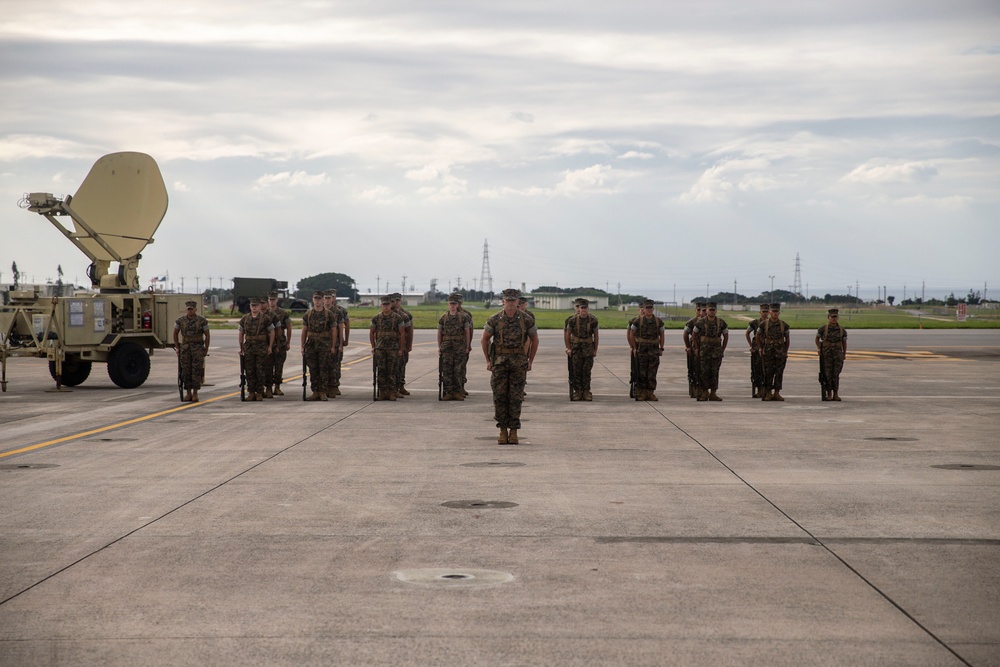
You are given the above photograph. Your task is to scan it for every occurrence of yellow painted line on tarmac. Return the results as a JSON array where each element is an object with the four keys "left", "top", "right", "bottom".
[
  {"left": 2, "top": 355, "right": 381, "bottom": 459},
  {"left": 786, "top": 350, "right": 964, "bottom": 362}
]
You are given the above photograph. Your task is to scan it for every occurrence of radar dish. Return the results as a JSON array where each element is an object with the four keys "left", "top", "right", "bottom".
[{"left": 69, "top": 152, "right": 168, "bottom": 261}]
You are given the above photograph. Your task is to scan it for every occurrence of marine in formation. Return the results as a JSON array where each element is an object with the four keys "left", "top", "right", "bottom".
[
  {"left": 816, "top": 308, "right": 847, "bottom": 401},
  {"left": 693, "top": 302, "right": 728, "bottom": 401},
  {"left": 438, "top": 293, "right": 473, "bottom": 400},
  {"left": 745, "top": 302, "right": 770, "bottom": 398},
  {"left": 267, "top": 290, "right": 292, "bottom": 396},
  {"left": 371, "top": 295, "right": 406, "bottom": 400},
  {"left": 482, "top": 288, "right": 539, "bottom": 444},
  {"left": 239, "top": 297, "right": 275, "bottom": 401},
  {"left": 301, "top": 290, "right": 339, "bottom": 401},
  {"left": 173, "top": 300, "right": 210, "bottom": 402},
  {"left": 758, "top": 303, "right": 790, "bottom": 401},
  {"left": 628, "top": 299, "right": 664, "bottom": 401},
  {"left": 565, "top": 297, "right": 599, "bottom": 401},
  {"left": 683, "top": 302, "right": 706, "bottom": 398}
]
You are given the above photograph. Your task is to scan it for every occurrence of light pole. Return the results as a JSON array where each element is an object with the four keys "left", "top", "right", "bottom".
[{"left": 769, "top": 275, "right": 775, "bottom": 303}]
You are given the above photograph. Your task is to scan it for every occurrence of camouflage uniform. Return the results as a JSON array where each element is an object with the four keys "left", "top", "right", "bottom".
[
  {"left": 630, "top": 306, "right": 664, "bottom": 399},
  {"left": 371, "top": 307, "right": 405, "bottom": 400},
  {"left": 302, "top": 306, "right": 338, "bottom": 399},
  {"left": 683, "top": 304, "right": 706, "bottom": 398},
  {"left": 239, "top": 310, "right": 274, "bottom": 399},
  {"left": 458, "top": 303, "right": 474, "bottom": 394},
  {"left": 393, "top": 296, "right": 414, "bottom": 396},
  {"left": 438, "top": 298, "right": 471, "bottom": 399},
  {"left": 694, "top": 314, "right": 728, "bottom": 400},
  {"left": 565, "top": 303, "right": 599, "bottom": 400},
  {"left": 174, "top": 311, "right": 209, "bottom": 392},
  {"left": 484, "top": 304, "right": 537, "bottom": 433},
  {"left": 759, "top": 311, "right": 790, "bottom": 400},
  {"left": 259, "top": 300, "right": 276, "bottom": 398},
  {"left": 269, "top": 302, "right": 291, "bottom": 394},
  {"left": 332, "top": 301, "right": 350, "bottom": 394},
  {"left": 817, "top": 315, "right": 847, "bottom": 398},
  {"left": 745, "top": 305, "right": 769, "bottom": 398}
]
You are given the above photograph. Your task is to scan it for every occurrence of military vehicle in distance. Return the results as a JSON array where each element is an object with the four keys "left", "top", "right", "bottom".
[{"left": 0, "top": 152, "right": 199, "bottom": 392}]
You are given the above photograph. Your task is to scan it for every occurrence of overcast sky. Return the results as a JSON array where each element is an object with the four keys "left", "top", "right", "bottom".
[{"left": 1, "top": 0, "right": 998, "bottom": 303}]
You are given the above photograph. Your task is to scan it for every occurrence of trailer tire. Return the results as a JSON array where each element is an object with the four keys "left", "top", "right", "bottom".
[
  {"left": 107, "top": 342, "right": 150, "bottom": 388},
  {"left": 48, "top": 357, "right": 93, "bottom": 387}
]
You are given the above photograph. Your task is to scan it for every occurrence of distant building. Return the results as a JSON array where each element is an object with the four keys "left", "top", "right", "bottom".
[{"left": 530, "top": 293, "right": 610, "bottom": 310}]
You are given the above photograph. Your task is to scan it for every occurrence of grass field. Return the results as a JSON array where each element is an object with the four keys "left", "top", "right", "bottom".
[{"left": 209, "top": 305, "right": 1000, "bottom": 330}]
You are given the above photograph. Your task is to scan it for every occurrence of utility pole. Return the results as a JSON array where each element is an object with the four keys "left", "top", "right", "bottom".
[
  {"left": 733, "top": 279, "right": 737, "bottom": 308},
  {"left": 479, "top": 239, "right": 493, "bottom": 301},
  {"left": 922, "top": 280, "right": 925, "bottom": 303},
  {"left": 402, "top": 275, "right": 406, "bottom": 294},
  {"left": 856, "top": 280, "right": 860, "bottom": 304},
  {"left": 180, "top": 276, "right": 185, "bottom": 292},
  {"left": 792, "top": 252, "right": 802, "bottom": 297},
  {"left": 195, "top": 276, "right": 200, "bottom": 293},
  {"left": 769, "top": 275, "right": 775, "bottom": 303},
  {"left": 376, "top": 274, "right": 380, "bottom": 295},
  {"left": 617, "top": 282, "right": 621, "bottom": 307}
]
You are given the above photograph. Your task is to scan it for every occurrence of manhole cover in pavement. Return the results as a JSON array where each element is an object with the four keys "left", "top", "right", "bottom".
[
  {"left": 394, "top": 568, "right": 514, "bottom": 588},
  {"left": 461, "top": 461, "right": 526, "bottom": 468},
  {"left": 0, "top": 463, "right": 59, "bottom": 470},
  {"left": 932, "top": 464, "right": 1000, "bottom": 471},
  {"left": 864, "top": 437, "right": 918, "bottom": 442},
  {"left": 441, "top": 500, "right": 519, "bottom": 509},
  {"left": 84, "top": 438, "right": 138, "bottom": 442}
]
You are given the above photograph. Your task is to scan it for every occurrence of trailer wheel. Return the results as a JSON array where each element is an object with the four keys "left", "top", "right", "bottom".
[
  {"left": 107, "top": 342, "right": 150, "bottom": 388},
  {"left": 48, "top": 356, "right": 93, "bottom": 387}
]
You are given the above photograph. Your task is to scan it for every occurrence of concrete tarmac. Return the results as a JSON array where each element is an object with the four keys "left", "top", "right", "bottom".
[{"left": 1, "top": 328, "right": 998, "bottom": 666}]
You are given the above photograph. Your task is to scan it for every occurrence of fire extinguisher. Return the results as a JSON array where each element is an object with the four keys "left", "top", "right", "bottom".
[{"left": 142, "top": 311, "right": 152, "bottom": 330}]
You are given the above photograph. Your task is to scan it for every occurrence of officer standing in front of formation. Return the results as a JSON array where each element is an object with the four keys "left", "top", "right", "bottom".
[
  {"left": 329, "top": 289, "right": 350, "bottom": 396},
  {"left": 565, "top": 297, "right": 599, "bottom": 401},
  {"left": 301, "top": 290, "right": 338, "bottom": 401},
  {"left": 759, "top": 302, "right": 791, "bottom": 401},
  {"left": 683, "top": 302, "right": 706, "bottom": 398},
  {"left": 267, "top": 290, "right": 292, "bottom": 396},
  {"left": 371, "top": 295, "right": 406, "bottom": 400},
  {"left": 693, "top": 302, "right": 728, "bottom": 401},
  {"left": 629, "top": 299, "right": 664, "bottom": 401},
  {"left": 173, "top": 300, "right": 210, "bottom": 402},
  {"left": 745, "top": 303, "right": 770, "bottom": 398},
  {"left": 438, "top": 293, "right": 472, "bottom": 400},
  {"left": 482, "top": 288, "right": 539, "bottom": 445},
  {"left": 816, "top": 308, "right": 847, "bottom": 401},
  {"left": 239, "top": 297, "right": 275, "bottom": 401},
  {"left": 392, "top": 293, "right": 414, "bottom": 397}
]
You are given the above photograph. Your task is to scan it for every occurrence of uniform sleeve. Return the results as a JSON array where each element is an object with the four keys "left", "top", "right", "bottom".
[
  {"left": 174, "top": 318, "right": 182, "bottom": 331},
  {"left": 483, "top": 318, "right": 496, "bottom": 336},
  {"left": 526, "top": 320, "right": 538, "bottom": 337},
  {"left": 201, "top": 317, "right": 210, "bottom": 332},
  {"left": 719, "top": 320, "right": 728, "bottom": 334}
]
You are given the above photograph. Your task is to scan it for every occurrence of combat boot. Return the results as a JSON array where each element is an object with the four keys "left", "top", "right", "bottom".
[
  {"left": 508, "top": 429, "right": 519, "bottom": 444},
  {"left": 773, "top": 391, "right": 785, "bottom": 401},
  {"left": 822, "top": 389, "right": 829, "bottom": 401},
  {"left": 398, "top": 387, "right": 410, "bottom": 396},
  {"left": 263, "top": 387, "right": 273, "bottom": 399},
  {"left": 452, "top": 393, "right": 464, "bottom": 401},
  {"left": 571, "top": 391, "right": 581, "bottom": 401},
  {"left": 388, "top": 391, "right": 397, "bottom": 401},
  {"left": 184, "top": 389, "right": 192, "bottom": 402},
  {"left": 331, "top": 386, "right": 341, "bottom": 396},
  {"left": 752, "top": 387, "right": 760, "bottom": 399},
  {"left": 583, "top": 390, "right": 593, "bottom": 401},
  {"left": 460, "top": 388, "right": 469, "bottom": 396},
  {"left": 709, "top": 390, "right": 722, "bottom": 401},
  {"left": 832, "top": 391, "right": 841, "bottom": 401},
  {"left": 192, "top": 389, "right": 199, "bottom": 403},
  {"left": 273, "top": 384, "right": 284, "bottom": 396},
  {"left": 498, "top": 427, "right": 509, "bottom": 445},
  {"left": 647, "top": 391, "right": 658, "bottom": 401},
  {"left": 762, "top": 390, "right": 772, "bottom": 401},
  {"left": 306, "top": 391, "right": 322, "bottom": 401},
  {"left": 697, "top": 389, "right": 708, "bottom": 401},
  {"left": 319, "top": 392, "right": 328, "bottom": 401}
]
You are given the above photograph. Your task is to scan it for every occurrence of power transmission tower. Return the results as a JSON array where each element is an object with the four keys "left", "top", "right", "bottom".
[
  {"left": 480, "top": 239, "right": 494, "bottom": 302},
  {"left": 792, "top": 253, "right": 803, "bottom": 297}
]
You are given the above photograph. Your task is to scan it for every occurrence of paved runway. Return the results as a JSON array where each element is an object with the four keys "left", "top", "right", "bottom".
[{"left": 1, "top": 329, "right": 998, "bottom": 666}]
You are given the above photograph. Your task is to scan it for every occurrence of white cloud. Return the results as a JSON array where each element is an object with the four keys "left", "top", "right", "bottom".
[
  {"left": 619, "top": 151, "right": 654, "bottom": 160},
  {"left": 172, "top": 181, "right": 190, "bottom": 192},
  {"left": 678, "top": 156, "right": 776, "bottom": 204},
  {"left": 358, "top": 185, "right": 394, "bottom": 202},
  {"left": 840, "top": 160, "right": 939, "bottom": 185},
  {"left": 253, "top": 171, "right": 328, "bottom": 189},
  {"left": 510, "top": 111, "right": 534, "bottom": 123}
]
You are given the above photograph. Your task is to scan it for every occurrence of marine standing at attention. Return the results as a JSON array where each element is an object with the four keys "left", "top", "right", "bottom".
[
  {"left": 456, "top": 293, "right": 474, "bottom": 396},
  {"left": 565, "top": 297, "right": 599, "bottom": 401},
  {"left": 629, "top": 299, "right": 665, "bottom": 401},
  {"left": 329, "top": 289, "right": 350, "bottom": 396},
  {"left": 301, "top": 290, "right": 338, "bottom": 401},
  {"left": 371, "top": 295, "right": 406, "bottom": 400},
  {"left": 258, "top": 296, "right": 275, "bottom": 398},
  {"left": 745, "top": 303, "right": 770, "bottom": 398},
  {"left": 816, "top": 308, "right": 847, "bottom": 401},
  {"left": 239, "top": 297, "right": 275, "bottom": 401},
  {"left": 482, "top": 288, "right": 539, "bottom": 445},
  {"left": 693, "top": 301, "right": 728, "bottom": 401},
  {"left": 759, "top": 303, "right": 791, "bottom": 401},
  {"left": 438, "top": 293, "right": 473, "bottom": 400},
  {"left": 267, "top": 290, "right": 292, "bottom": 396},
  {"left": 683, "top": 302, "right": 707, "bottom": 398},
  {"left": 392, "top": 293, "right": 414, "bottom": 397},
  {"left": 173, "top": 300, "right": 210, "bottom": 402}
]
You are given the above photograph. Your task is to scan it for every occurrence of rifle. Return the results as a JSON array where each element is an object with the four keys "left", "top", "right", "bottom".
[
  {"left": 567, "top": 349, "right": 574, "bottom": 400},
  {"left": 302, "top": 353, "right": 308, "bottom": 401},
  {"left": 818, "top": 347, "right": 830, "bottom": 400},
  {"left": 686, "top": 347, "right": 698, "bottom": 397},
  {"left": 629, "top": 349, "right": 637, "bottom": 399},
  {"left": 239, "top": 353, "right": 246, "bottom": 402},
  {"left": 372, "top": 352, "right": 378, "bottom": 401},
  {"left": 177, "top": 346, "right": 184, "bottom": 401},
  {"left": 438, "top": 352, "right": 444, "bottom": 401}
]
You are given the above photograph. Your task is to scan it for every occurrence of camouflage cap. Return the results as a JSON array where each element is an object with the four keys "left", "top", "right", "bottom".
[
  {"left": 695, "top": 301, "right": 707, "bottom": 308},
  {"left": 391, "top": 292, "right": 402, "bottom": 300},
  {"left": 312, "top": 290, "right": 325, "bottom": 298},
  {"left": 641, "top": 299, "right": 654, "bottom": 307},
  {"left": 574, "top": 298, "right": 590, "bottom": 307},
  {"left": 325, "top": 289, "right": 336, "bottom": 297},
  {"left": 828, "top": 308, "right": 839, "bottom": 315},
  {"left": 760, "top": 303, "right": 770, "bottom": 310},
  {"left": 518, "top": 296, "right": 528, "bottom": 304},
  {"left": 448, "top": 293, "right": 463, "bottom": 303},
  {"left": 707, "top": 302, "right": 718, "bottom": 309},
  {"left": 770, "top": 302, "right": 781, "bottom": 311},
  {"left": 184, "top": 300, "right": 197, "bottom": 309},
  {"left": 381, "top": 295, "right": 393, "bottom": 304},
  {"left": 501, "top": 288, "right": 521, "bottom": 301},
  {"left": 267, "top": 290, "right": 278, "bottom": 298},
  {"left": 249, "top": 297, "right": 261, "bottom": 305}
]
